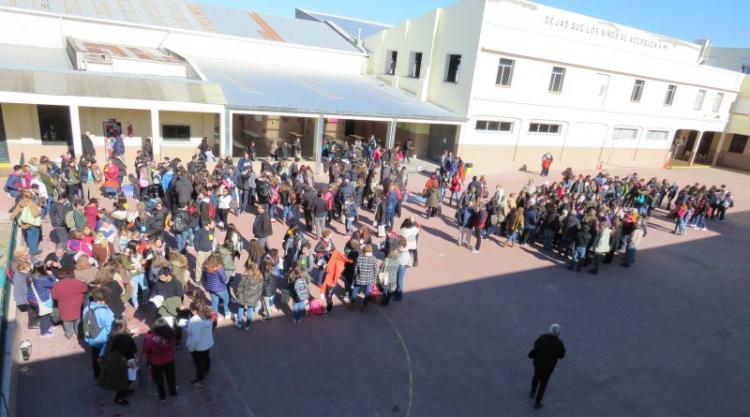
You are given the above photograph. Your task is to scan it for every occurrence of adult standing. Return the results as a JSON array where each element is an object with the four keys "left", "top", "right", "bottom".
[
  {"left": 9, "top": 191, "right": 43, "bottom": 255},
  {"left": 194, "top": 221, "right": 216, "bottom": 284},
  {"left": 253, "top": 204, "right": 273, "bottom": 250},
  {"left": 141, "top": 318, "right": 178, "bottom": 401},
  {"left": 82, "top": 131, "right": 96, "bottom": 161},
  {"left": 186, "top": 301, "right": 214, "bottom": 387},
  {"left": 528, "top": 324, "right": 566, "bottom": 409},
  {"left": 541, "top": 153, "right": 553, "bottom": 177},
  {"left": 50, "top": 266, "right": 89, "bottom": 339}
]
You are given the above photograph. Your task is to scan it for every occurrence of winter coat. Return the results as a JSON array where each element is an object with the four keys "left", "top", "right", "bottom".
[
  {"left": 50, "top": 278, "right": 88, "bottom": 321},
  {"left": 185, "top": 316, "right": 214, "bottom": 352},
  {"left": 426, "top": 187, "right": 440, "bottom": 208},
  {"left": 142, "top": 332, "right": 175, "bottom": 366},
  {"left": 592, "top": 227, "right": 612, "bottom": 254},
  {"left": 235, "top": 276, "right": 262, "bottom": 307},
  {"left": 321, "top": 250, "right": 352, "bottom": 294},
  {"left": 175, "top": 176, "right": 193, "bottom": 206},
  {"left": 400, "top": 226, "right": 420, "bottom": 250},
  {"left": 203, "top": 267, "right": 228, "bottom": 293}
]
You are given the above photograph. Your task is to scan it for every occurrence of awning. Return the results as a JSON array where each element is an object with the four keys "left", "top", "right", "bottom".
[
  {"left": 0, "top": 68, "right": 226, "bottom": 105},
  {"left": 192, "top": 58, "right": 465, "bottom": 123}
]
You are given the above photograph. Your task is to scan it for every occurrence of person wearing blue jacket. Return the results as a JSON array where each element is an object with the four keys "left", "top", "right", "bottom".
[
  {"left": 522, "top": 205, "right": 541, "bottom": 245},
  {"left": 83, "top": 287, "right": 115, "bottom": 379},
  {"left": 4, "top": 165, "right": 24, "bottom": 199},
  {"left": 202, "top": 253, "right": 231, "bottom": 320}
]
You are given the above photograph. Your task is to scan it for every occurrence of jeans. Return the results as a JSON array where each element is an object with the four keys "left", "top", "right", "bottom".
[
  {"left": 569, "top": 246, "right": 586, "bottom": 271},
  {"left": 191, "top": 350, "right": 211, "bottom": 381},
  {"left": 262, "top": 295, "right": 275, "bottom": 317},
  {"left": 345, "top": 216, "right": 355, "bottom": 234},
  {"left": 543, "top": 229, "right": 555, "bottom": 251},
  {"left": 175, "top": 230, "right": 192, "bottom": 252},
  {"left": 395, "top": 266, "right": 407, "bottom": 300},
  {"left": 237, "top": 305, "right": 255, "bottom": 327},
  {"left": 240, "top": 189, "right": 255, "bottom": 213},
  {"left": 210, "top": 288, "right": 230, "bottom": 316},
  {"left": 506, "top": 231, "right": 519, "bottom": 245},
  {"left": 474, "top": 228, "right": 483, "bottom": 250},
  {"left": 23, "top": 226, "right": 41, "bottom": 255},
  {"left": 674, "top": 218, "right": 686, "bottom": 235},
  {"left": 313, "top": 216, "right": 326, "bottom": 238},
  {"left": 282, "top": 205, "right": 291, "bottom": 223},
  {"left": 350, "top": 284, "right": 372, "bottom": 306},
  {"left": 623, "top": 247, "right": 636, "bottom": 267},
  {"left": 130, "top": 273, "right": 147, "bottom": 308},
  {"left": 151, "top": 361, "right": 177, "bottom": 400},
  {"left": 293, "top": 301, "right": 306, "bottom": 321},
  {"left": 63, "top": 319, "right": 80, "bottom": 339},
  {"left": 386, "top": 210, "right": 395, "bottom": 228}
]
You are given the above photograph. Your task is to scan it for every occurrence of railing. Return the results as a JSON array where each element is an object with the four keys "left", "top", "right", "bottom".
[{"left": 0, "top": 222, "right": 18, "bottom": 417}]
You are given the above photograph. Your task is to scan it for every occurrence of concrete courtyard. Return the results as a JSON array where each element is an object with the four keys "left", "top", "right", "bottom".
[{"left": 6, "top": 163, "right": 750, "bottom": 417}]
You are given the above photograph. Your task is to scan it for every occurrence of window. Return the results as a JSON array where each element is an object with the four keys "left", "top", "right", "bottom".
[
  {"left": 612, "top": 127, "right": 639, "bottom": 140},
  {"left": 496, "top": 58, "right": 515, "bottom": 87},
  {"left": 385, "top": 50, "right": 398, "bottom": 75},
  {"left": 445, "top": 54, "right": 462, "bottom": 83},
  {"left": 694, "top": 90, "right": 706, "bottom": 110},
  {"left": 475, "top": 120, "right": 513, "bottom": 132},
  {"left": 548, "top": 67, "right": 566, "bottom": 93},
  {"left": 630, "top": 79, "right": 645, "bottom": 102},
  {"left": 37, "top": 105, "right": 72, "bottom": 144},
  {"left": 408, "top": 52, "right": 423, "bottom": 78},
  {"left": 162, "top": 125, "right": 190, "bottom": 140},
  {"left": 528, "top": 123, "right": 562, "bottom": 134},
  {"left": 728, "top": 134, "right": 748, "bottom": 153},
  {"left": 646, "top": 130, "right": 669, "bottom": 141},
  {"left": 664, "top": 85, "right": 677, "bottom": 106},
  {"left": 712, "top": 92, "right": 725, "bottom": 112}
]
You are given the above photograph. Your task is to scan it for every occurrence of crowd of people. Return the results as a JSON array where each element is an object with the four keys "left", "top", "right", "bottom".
[
  {"left": 2, "top": 133, "right": 737, "bottom": 408},
  {"left": 4, "top": 134, "right": 424, "bottom": 405}
]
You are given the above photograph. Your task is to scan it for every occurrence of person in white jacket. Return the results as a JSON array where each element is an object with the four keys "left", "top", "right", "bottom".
[
  {"left": 185, "top": 300, "right": 214, "bottom": 387},
  {"left": 399, "top": 217, "right": 420, "bottom": 267},
  {"left": 589, "top": 220, "right": 611, "bottom": 275}
]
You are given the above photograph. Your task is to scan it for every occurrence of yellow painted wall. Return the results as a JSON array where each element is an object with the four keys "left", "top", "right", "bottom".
[{"left": 2, "top": 103, "right": 40, "bottom": 140}]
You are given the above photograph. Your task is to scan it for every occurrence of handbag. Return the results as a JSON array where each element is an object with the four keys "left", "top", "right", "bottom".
[{"left": 30, "top": 280, "right": 54, "bottom": 316}]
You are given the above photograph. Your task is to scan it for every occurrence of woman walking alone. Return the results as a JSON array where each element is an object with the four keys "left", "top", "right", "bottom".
[{"left": 186, "top": 301, "right": 214, "bottom": 387}]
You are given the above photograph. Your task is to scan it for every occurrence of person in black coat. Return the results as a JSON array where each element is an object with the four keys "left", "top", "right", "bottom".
[
  {"left": 81, "top": 131, "right": 96, "bottom": 161},
  {"left": 528, "top": 323, "right": 566, "bottom": 409},
  {"left": 253, "top": 204, "right": 273, "bottom": 249}
]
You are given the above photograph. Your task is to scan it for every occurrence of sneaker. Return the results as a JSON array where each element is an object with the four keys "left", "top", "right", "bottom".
[
  {"left": 244, "top": 325, "right": 251, "bottom": 332},
  {"left": 701, "top": 227, "right": 707, "bottom": 231},
  {"left": 40, "top": 331, "right": 54, "bottom": 338},
  {"left": 470, "top": 249, "right": 479, "bottom": 254},
  {"left": 234, "top": 322, "right": 242, "bottom": 329},
  {"left": 190, "top": 379, "right": 205, "bottom": 387},
  {"left": 225, "top": 313, "right": 233, "bottom": 321}
]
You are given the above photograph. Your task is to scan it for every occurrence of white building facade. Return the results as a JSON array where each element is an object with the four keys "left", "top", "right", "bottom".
[{"left": 365, "top": 0, "right": 745, "bottom": 171}]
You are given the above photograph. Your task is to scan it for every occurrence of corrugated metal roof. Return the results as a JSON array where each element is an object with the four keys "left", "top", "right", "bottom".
[
  {"left": 296, "top": 9, "right": 391, "bottom": 41},
  {"left": 0, "top": 0, "right": 360, "bottom": 53},
  {"left": 0, "top": 44, "right": 72, "bottom": 72},
  {"left": 191, "top": 58, "right": 464, "bottom": 122}
]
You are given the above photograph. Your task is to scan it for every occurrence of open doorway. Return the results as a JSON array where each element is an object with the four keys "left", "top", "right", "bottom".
[
  {"left": 232, "top": 114, "right": 316, "bottom": 159},
  {"left": 37, "top": 105, "right": 73, "bottom": 150}
]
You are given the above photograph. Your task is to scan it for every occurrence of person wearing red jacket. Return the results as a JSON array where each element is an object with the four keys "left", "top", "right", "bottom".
[
  {"left": 50, "top": 268, "right": 89, "bottom": 339},
  {"left": 140, "top": 318, "right": 177, "bottom": 401}
]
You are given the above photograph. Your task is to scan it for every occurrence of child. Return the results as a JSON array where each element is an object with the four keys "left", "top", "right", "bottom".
[
  {"left": 289, "top": 264, "right": 311, "bottom": 324},
  {"left": 185, "top": 300, "right": 214, "bottom": 387}
]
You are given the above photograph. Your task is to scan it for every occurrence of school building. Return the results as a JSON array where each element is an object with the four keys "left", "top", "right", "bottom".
[{"left": 0, "top": 0, "right": 748, "bottom": 173}]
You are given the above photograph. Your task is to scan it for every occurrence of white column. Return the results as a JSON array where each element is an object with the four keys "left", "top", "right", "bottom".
[
  {"left": 386, "top": 118, "right": 397, "bottom": 149},
  {"left": 69, "top": 105, "right": 82, "bottom": 157},
  {"left": 711, "top": 132, "right": 729, "bottom": 166},
  {"left": 314, "top": 115, "right": 324, "bottom": 173},
  {"left": 688, "top": 131, "right": 703, "bottom": 166},
  {"left": 150, "top": 108, "right": 161, "bottom": 159},
  {"left": 220, "top": 110, "right": 229, "bottom": 158}
]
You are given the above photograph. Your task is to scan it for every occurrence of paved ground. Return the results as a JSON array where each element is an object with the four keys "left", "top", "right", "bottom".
[{"left": 6, "top": 162, "right": 750, "bottom": 417}]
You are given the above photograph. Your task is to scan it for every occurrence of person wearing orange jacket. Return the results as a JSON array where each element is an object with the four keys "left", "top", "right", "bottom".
[{"left": 319, "top": 249, "right": 352, "bottom": 314}]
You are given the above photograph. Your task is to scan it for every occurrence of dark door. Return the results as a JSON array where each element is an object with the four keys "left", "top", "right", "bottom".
[
  {"left": 0, "top": 104, "right": 8, "bottom": 163},
  {"left": 426, "top": 124, "right": 457, "bottom": 162}
]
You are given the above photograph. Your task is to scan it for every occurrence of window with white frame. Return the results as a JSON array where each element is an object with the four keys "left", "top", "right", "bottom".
[
  {"left": 445, "top": 54, "right": 462, "bottom": 83},
  {"left": 664, "top": 85, "right": 677, "bottom": 106},
  {"left": 548, "top": 67, "right": 566, "bottom": 93},
  {"left": 712, "top": 92, "right": 725, "bottom": 112},
  {"left": 475, "top": 120, "right": 513, "bottom": 132},
  {"left": 612, "top": 127, "right": 639, "bottom": 140},
  {"left": 646, "top": 130, "right": 670, "bottom": 141},
  {"left": 694, "top": 89, "right": 706, "bottom": 110},
  {"left": 385, "top": 50, "right": 398, "bottom": 75},
  {"left": 496, "top": 58, "right": 514, "bottom": 87},
  {"left": 631, "top": 79, "right": 645, "bottom": 102},
  {"left": 408, "top": 52, "right": 423, "bottom": 78},
  {"left": 528, "top": 123, "right": 562, "bottom": 134}
]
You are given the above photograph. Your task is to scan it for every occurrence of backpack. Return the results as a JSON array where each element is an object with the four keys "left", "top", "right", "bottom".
[
  {"left": 83, "top": 305, "right": 104, "bottom": 339},
  {"left": 208, "top": 202, "right": 216, "bottom": 219},
  {"left": 172, "top": 211, "right": 188, "bottom": 233},
  {"left": 258, "top": 181, "right": 271, "bottom": 199},
  {"left": 293, "top": 277, "right": 309, "bottom": 302}
]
